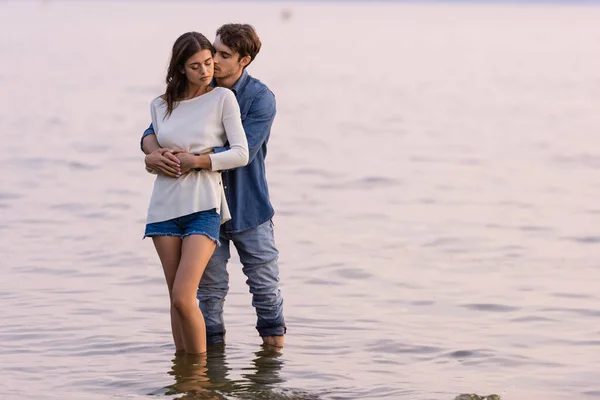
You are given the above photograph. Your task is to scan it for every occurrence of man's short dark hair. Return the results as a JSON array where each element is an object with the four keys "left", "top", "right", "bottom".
[{"left": 216, "top": 24, "right": 262, "bottom": 67}]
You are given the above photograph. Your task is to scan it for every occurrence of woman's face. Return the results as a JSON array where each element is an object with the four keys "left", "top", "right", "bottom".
[{"left": 183, "top": 49, "right": 214, "bottom": 86}]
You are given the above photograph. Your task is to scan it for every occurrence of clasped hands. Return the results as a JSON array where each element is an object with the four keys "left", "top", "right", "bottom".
[{"left": 145, "top": 148, "right": 208, "bottom": 178}]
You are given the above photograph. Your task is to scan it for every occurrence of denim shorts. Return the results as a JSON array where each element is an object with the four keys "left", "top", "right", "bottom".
[{"left": 144, "top": 209, "right": 221, "bottom": 245}]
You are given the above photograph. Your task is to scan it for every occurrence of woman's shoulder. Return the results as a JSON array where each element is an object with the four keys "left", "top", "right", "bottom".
[
  {"left": 212, "top": 86, "right": 235, "bottom": 98},
  {"left": 151, "top": 95, "right": 166, "bottom": 108},
  {"left": 211, "top": 87, "right": 238, "bottom": 107},
  {"left": 212, "top": 86, "right": 230, "bottom": 93}
]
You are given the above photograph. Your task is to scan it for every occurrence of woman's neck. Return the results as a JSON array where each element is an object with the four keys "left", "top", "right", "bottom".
[{"left": 183, "top": 83, "right": 211, "bottom": 100}]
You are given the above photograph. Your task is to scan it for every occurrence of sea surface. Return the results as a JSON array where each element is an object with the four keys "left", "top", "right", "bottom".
[{"left": 1, "top": 1, "right": 600, "bottom": 399}]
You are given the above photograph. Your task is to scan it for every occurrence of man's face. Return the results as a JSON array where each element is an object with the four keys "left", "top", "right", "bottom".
[{"left": 212, "top": 35, "right": 246, "bottom": 80}]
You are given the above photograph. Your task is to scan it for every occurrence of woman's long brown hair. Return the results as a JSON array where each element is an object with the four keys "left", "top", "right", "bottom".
[{"left": 164, "top": 32, "right": 215, "bottom": 118}]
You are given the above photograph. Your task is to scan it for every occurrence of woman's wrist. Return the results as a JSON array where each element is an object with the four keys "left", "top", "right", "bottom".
[{"left": 193, "top": 154, "right": 212, "bottom": 170}]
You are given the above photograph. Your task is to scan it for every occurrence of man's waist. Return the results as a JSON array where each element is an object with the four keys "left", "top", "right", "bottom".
[{"left": 222, "top": 209, "right": 275, "bottom": 234}]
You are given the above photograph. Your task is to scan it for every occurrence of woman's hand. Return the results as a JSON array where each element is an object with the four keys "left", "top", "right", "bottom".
[
  {"left": 174, "top": 150, "right": 214, "bottom": 174},
  {"left": 174, "top": 152, "right": 197, "bottom": 175},
  {"left": 145, "top": 148, "right": 182, "bottom": 177}
]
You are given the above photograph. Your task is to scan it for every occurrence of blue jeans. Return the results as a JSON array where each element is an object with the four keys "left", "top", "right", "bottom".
[{"left": 196, "top": 219, "right": 286, "bottom": 343}]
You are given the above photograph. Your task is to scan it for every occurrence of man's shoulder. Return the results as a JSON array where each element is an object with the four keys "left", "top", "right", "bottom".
[{"left": 244, "top": 73, "right": 274, "bottom": 99}]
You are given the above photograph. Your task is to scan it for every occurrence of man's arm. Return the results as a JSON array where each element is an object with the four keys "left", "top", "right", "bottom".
[
  {"left": 141, "top": 123, "right": 161, "bottom": 154},
  {"left": 141, "top": 123, "right": 182, "bottom": 177},
  {"left": 213, "top": 89, "right": 276, "bottom": 165}
]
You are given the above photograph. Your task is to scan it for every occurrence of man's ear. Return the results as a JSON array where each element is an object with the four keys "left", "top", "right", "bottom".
[{"left": 240, "top": 55, "right": 251, "bottom": 68}]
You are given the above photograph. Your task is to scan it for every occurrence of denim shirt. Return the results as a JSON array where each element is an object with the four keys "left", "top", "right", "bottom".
[{"left": 141, "top": 70, "right": 276, "bottom": 233}]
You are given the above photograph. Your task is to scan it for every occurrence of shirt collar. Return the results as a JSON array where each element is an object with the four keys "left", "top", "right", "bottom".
[
  {"left": 210, "top": 69, "right": 249, "bottom": 95},
  {"left": 231, "top": 69, "right": 249, "bottom": 96}
]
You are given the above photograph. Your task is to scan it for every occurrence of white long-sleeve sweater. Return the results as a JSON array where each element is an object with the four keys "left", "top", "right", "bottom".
[{"left": 146, "top": 87, "right": 249, "bottom": 224}]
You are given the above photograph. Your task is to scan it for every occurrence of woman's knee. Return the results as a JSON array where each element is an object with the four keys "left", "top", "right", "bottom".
[{"left": 171, "top": 292, "right": 197, "bottom": 317}]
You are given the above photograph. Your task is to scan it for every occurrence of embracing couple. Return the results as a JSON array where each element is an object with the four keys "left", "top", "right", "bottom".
[{"left": 141, "top": 24, "right": 286, "bottom": 355}]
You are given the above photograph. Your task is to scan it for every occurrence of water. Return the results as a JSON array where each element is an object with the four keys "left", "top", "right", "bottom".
[{"left": 1, "top": 1, "right": 600, "bottom": 399}]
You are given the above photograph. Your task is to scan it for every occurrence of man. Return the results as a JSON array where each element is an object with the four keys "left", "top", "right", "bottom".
[{"left": 141, "top": 24, "right": 286, "bottom": 348}]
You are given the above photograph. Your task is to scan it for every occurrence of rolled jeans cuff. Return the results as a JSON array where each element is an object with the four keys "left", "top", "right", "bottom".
[{"left": 258, "top": 324, "right": 287, "bottom": 337}]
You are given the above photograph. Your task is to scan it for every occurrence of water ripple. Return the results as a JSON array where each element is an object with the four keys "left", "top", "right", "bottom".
[
  {"left": 461, "top": 304, "right": 520, "bottom": 313},
  {"left": 562, "top": 236, "right": 600, "bottom": 244}
]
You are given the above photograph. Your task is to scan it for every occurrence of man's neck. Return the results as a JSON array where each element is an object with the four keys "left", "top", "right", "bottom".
[{"left": 216, "top": 69, "right": 244, "bottom": 89}]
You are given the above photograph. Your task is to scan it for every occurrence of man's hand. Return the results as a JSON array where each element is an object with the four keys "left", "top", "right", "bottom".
[{"left": 145, "top": 148, "right": 183, "bottom": 178}]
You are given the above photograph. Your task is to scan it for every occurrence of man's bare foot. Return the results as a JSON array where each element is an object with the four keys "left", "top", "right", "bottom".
[{"left": 262, "top": 335, "right": 284, "bottom": 348}]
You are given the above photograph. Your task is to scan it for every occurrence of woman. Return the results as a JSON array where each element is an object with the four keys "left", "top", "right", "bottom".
[{"left": 144, "top": 32, "right": 249, "bottom": 355}]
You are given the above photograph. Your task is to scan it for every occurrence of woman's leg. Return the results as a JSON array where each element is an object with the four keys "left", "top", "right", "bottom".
[
  {"left": 172, "top": 235, "right": 217, "bottom": 354},
  {"left": 152, "top": 236, "right": 185, "bottom": 352}
]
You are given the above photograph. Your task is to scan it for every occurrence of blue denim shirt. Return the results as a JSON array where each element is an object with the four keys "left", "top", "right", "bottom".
[{"left": 141, "top": 70, "right": 276, "bottom": 233}]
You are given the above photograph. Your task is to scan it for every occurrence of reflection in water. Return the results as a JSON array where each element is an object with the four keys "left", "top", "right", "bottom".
[
  {"left": 165, "top": 350, "right": 221, "bottom": 400},
  {"left": 242, "top": 347, "right": 286, "bottom": 386},
  {"left": 164, "top": 345, "right": 309, "bottom": 400}
]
